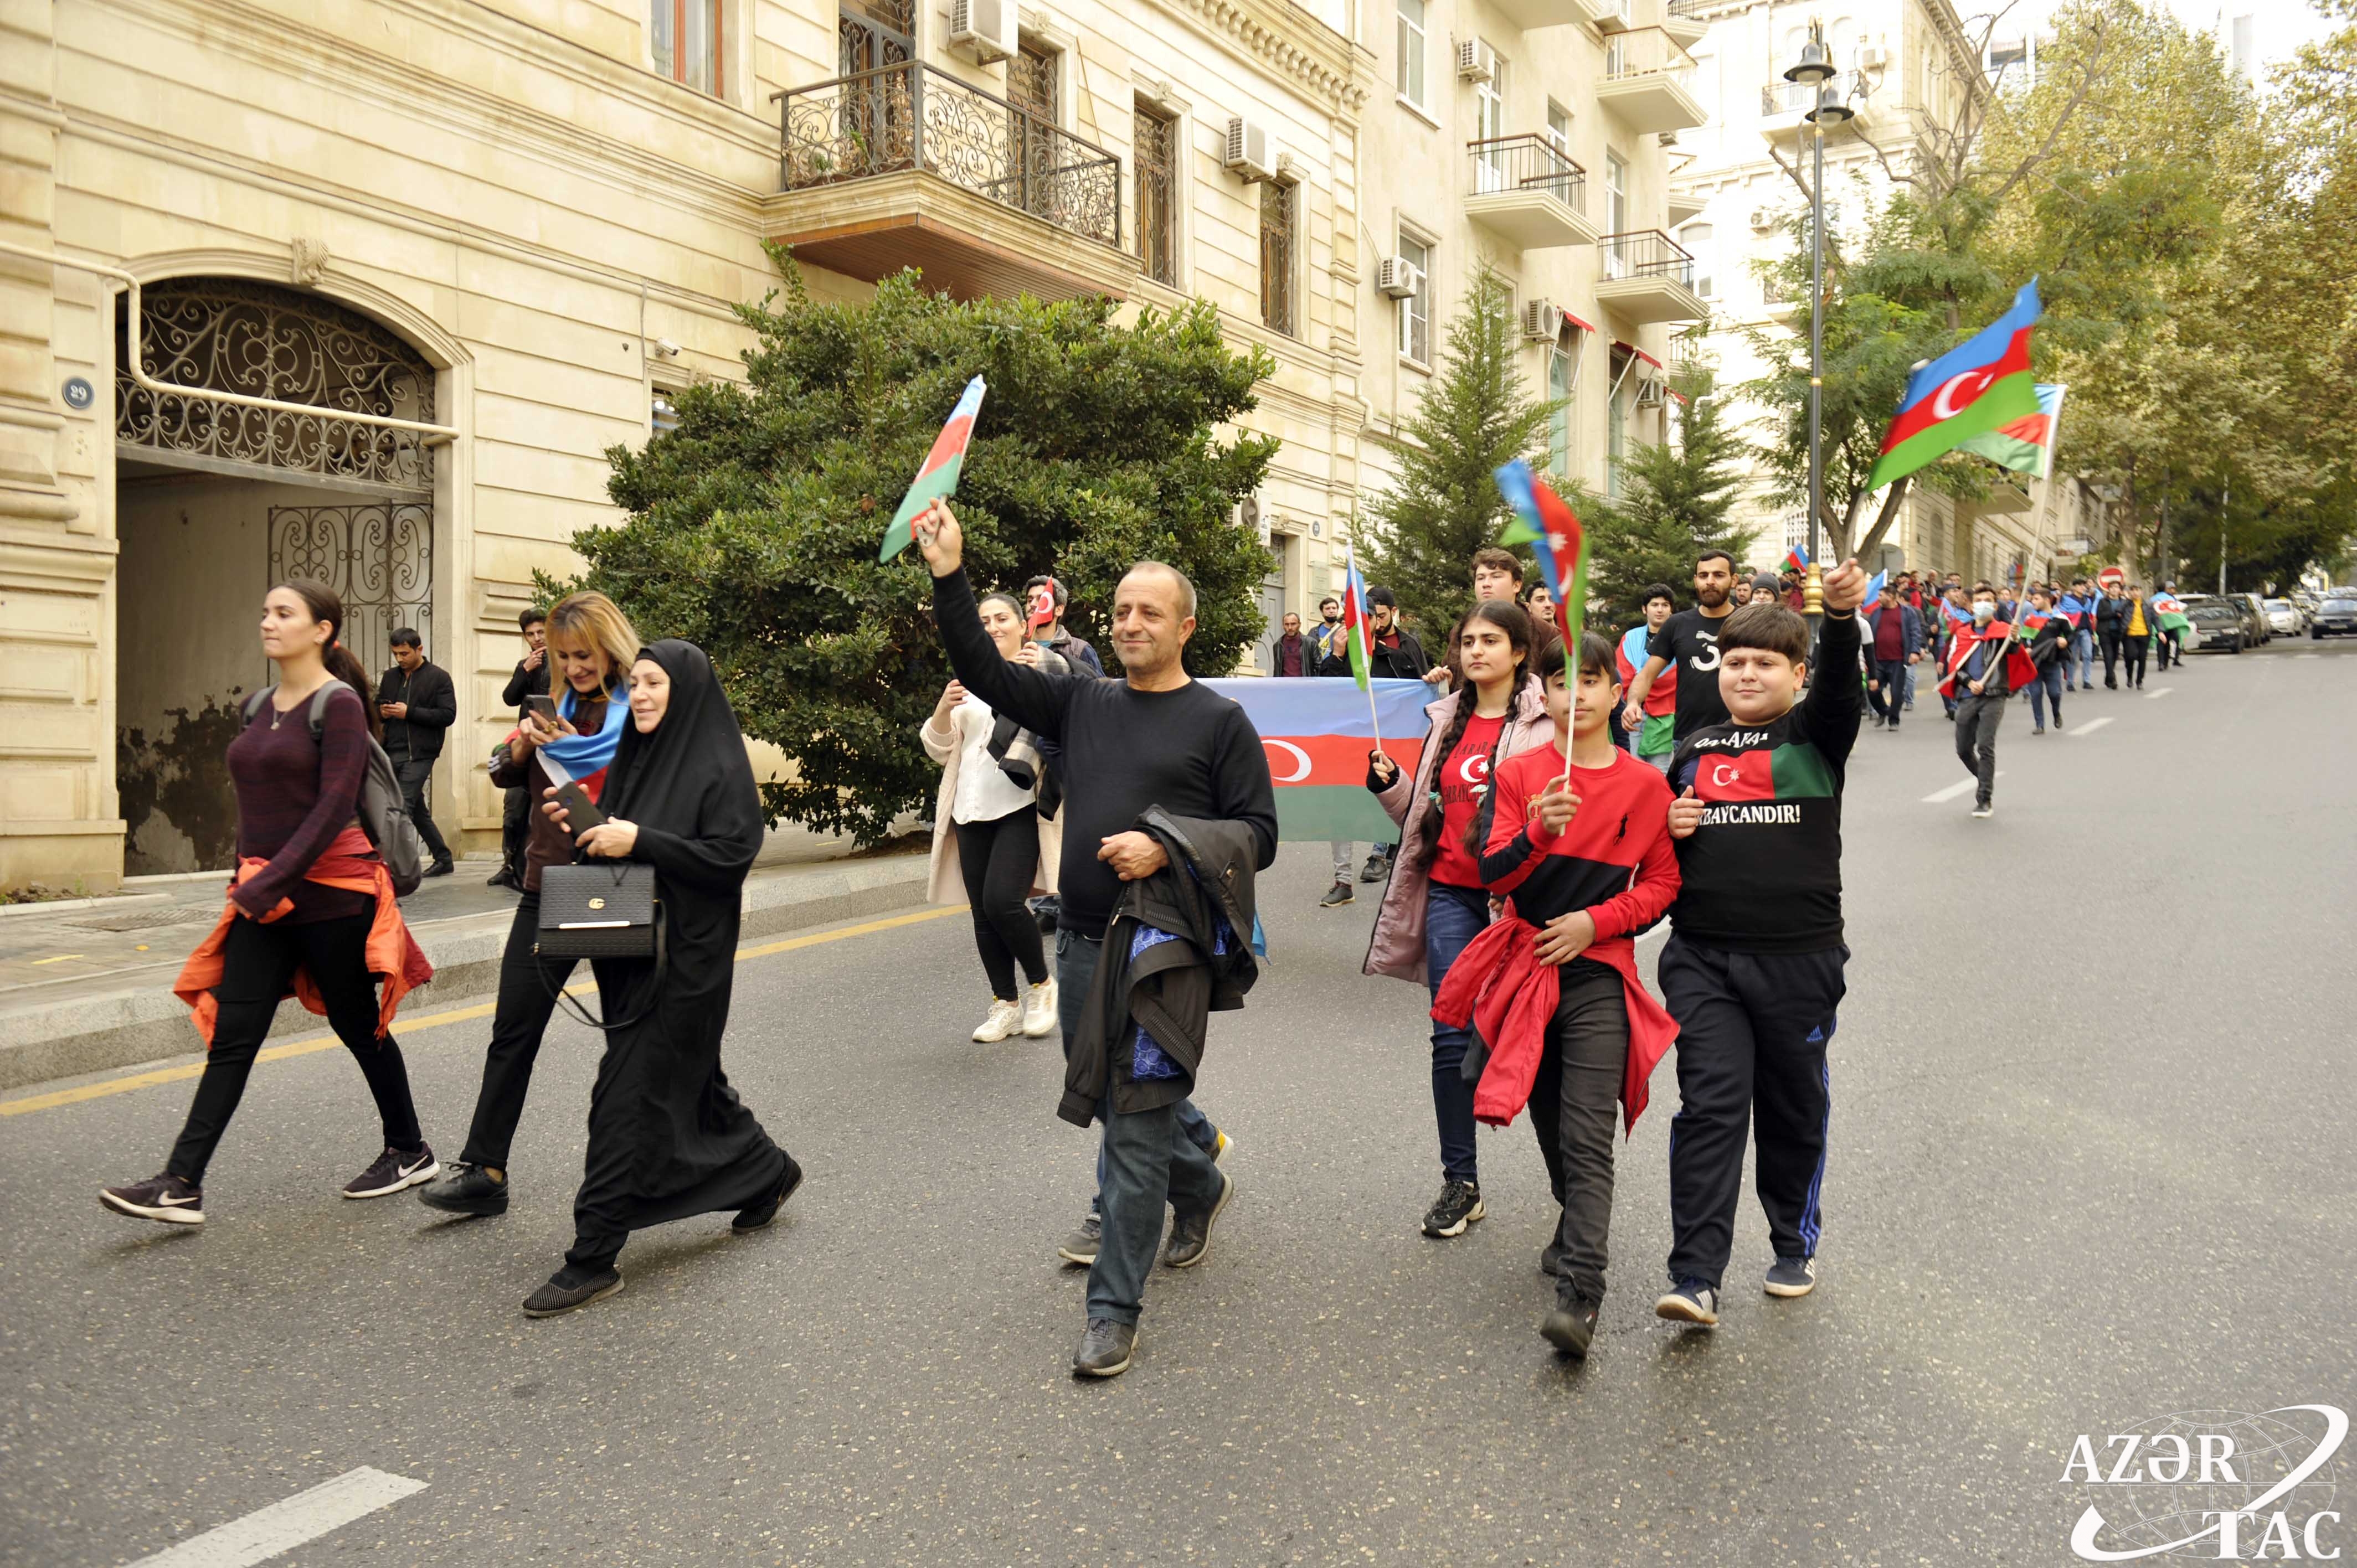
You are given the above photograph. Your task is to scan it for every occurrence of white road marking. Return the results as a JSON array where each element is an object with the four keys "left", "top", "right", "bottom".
[
  {"left": 2145, "top": 687, "right": 2172, "bottom": 699},
  {"left": 122, "top": 1467, "right": 427, "bottom": 1568},
  {"left": 2298, "top": 653, "right": 2319, "bottom": 659},
  {"left": 2068, "top": 716, "right": 2115, "bottom": 736},
  {"left": 1922, "top": 773, "right": 2001, "bottom": 804}
]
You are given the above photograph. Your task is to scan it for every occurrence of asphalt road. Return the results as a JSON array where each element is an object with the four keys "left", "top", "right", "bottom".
[{"left": 5, "top": 637, "right": 2354, "bottom": 1567}]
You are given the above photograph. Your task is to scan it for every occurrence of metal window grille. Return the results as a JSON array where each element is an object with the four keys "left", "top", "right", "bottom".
[
  {"left": 1259, "top": 182, "right": 1296, "bottom": 337},
  {"left": 1135, "top": 104, "right": 1177, "bottom": 286}
]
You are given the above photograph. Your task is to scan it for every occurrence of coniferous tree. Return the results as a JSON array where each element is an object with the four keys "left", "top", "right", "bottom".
[{"left": 1586, "top": 372, "right": 1758, "bottom": 627}]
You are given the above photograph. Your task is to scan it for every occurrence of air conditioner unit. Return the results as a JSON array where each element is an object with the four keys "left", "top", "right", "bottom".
[
  {"left": 1376, "top": 256, "right": 1424, "bottom": 299},
  {"left": 1456, "top": 39, "right": 1496, "bottom": 84},
  {"left": 947, "top": 0, "right": 1016, "bottom": 64},
  {"left": 1748, "top": 205, "right": 1776, "bottom": 231},
  {"left": 1859, "top": 43, "right": 1890, "bottom": 70},
  {"left": 1635, "top": 379, "right": 1666, "bottom": 410},
  {"left": 1592, "top": 0, "right": 1630, "bottom": 29},
  {"left": 1522, "top": 300, "right": 1565, "bottom": 342},
  {"left": 1223, "top": 116, "right": 1274, "bottom": 182}
]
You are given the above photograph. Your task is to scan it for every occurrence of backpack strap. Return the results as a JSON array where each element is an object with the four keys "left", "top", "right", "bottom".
[
  {"left": 241, "top": 685, "right": 279, "bottom": 726},
  {"left": 307, "top": 682, "right": 338, "bottom": 739}
]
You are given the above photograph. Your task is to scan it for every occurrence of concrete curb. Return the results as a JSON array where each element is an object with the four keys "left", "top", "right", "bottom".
[{"left": 0, "top": 853, "right": 931, "bottom": 1094}]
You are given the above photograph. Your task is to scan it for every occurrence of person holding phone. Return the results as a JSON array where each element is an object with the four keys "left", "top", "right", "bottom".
[{"left": 416, "top": 590, "right": 641, "bottom": 1220}]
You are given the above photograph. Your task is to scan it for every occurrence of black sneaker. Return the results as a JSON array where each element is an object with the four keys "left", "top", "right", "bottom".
[
  {"left": 1163, "top": 1171, "right": 1236, "bottom": 1268},
  {"left": 732, "top": 1153, "right": 804, "bottom": 1232},
  {"left": 1359, "top": 850, "right": 1390, "bottom": 883},
  {"left": 1421, "top": 1179, "right": 1485, "bottom": 1239},
  {"left": 100, "top": 1172, "right": 205, "bottom": 1226},
  {"left": 1540, "top": 1292, "right": 1601, "bottom": 1358},
  {"left": 417, "top": 1162, "right": 508, "bottom": 1216},
  {"left": 1057, "top": 1210, "right": 1102, "bottom": 1267},
  {"left": 521, "top": 1266, "right": 624, "bottom": 1318},
  {"left": 343, "top": 1144, "right": 436, "bottom": 1199},
  {"left": 1764, "top": 1255, "right": 1817, "bottom": 1298},
  {"left": 1072, "top": 1317, "right": 1136, "bottom": 1378},
  {"left": 1655, "top": 1277, "right": 1720, "bottom": 1327},
  {"left": 1319, "top": 880, "right": 1355, "bottom": 908}
]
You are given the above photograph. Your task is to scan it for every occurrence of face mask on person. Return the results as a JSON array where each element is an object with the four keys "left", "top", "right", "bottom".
[{"left": 1973, "top": 601, "right": 1996, "bottom": 623}]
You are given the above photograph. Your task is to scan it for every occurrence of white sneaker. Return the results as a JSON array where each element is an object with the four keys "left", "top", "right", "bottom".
[
  {"left": 1021, "top": 978, "right": 1057, "bottom": 1038},
  {"left": 972, "top": 998, "right": 1023, "bottom": 1043}
]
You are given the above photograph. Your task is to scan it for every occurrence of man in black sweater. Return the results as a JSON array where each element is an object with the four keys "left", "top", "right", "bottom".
[
  {"left": 379, "top": 627, "right": 456, "bottom": 876},
  {"left": 492, "top": 607, "right": 549, "bottom": 889},
  {"left": 915, "top": 499, "right": 1276, "bottom": 1380}
]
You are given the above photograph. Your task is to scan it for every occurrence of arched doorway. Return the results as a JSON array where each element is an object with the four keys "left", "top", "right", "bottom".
[{"left": 113, "top": 278, "right": 440, "bottom": 874}]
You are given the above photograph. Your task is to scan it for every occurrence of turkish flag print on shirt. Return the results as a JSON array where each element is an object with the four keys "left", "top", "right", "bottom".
[
  {"left": 1428, "top": 713, "right": 1507, "bottom": 889},
  {"left": 1694, "top": 749, "right": 1776, "bottom": 803}
]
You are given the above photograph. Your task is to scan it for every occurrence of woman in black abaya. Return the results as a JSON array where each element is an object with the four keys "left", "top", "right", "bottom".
[{"left": 522, "top": 639, "right": 800, "bottom": 1317}]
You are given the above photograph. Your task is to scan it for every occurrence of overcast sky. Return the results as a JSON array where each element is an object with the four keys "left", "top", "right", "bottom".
[{"left": 1958, "top": 1, "right": 2339, "bottom": 78}]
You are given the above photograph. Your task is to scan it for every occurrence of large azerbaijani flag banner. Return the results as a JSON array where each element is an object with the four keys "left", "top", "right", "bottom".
[
  {"left": 1202, "top": 678, "right": 1433, "bottom": 842},
  {"left": 1866, "top": 280, "right": 2044, "bottom": 492},
  {"left": 1957, "top": 382, "right": 2067, "bottom": 479},
  {"left": 878, "top": 376, "right": 987, "bottom": 562}
]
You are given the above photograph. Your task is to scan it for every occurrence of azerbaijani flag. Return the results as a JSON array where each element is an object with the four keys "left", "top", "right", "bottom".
[
  {"left": 1203, "top": 678, "right": 1432, "bottom": 842},
  {"left": 1339, "top": 547, "right": 1376, "bottom": 689},
  {"left": 1494, "top": 461, "right": 1587, "bottom": 649},
  {"left": 1958, "top": 382, "right": 2067, "bottom": 479},
  {"left": 1617, "top": 624, "right": 1675, "bottom": 756},
  {"left": 1782, "top": 543, "right": 1810, "bottom": 575},
  {"left": 1860, "top": 569, "right": 1887, "bottom": 612},
  {"left": 2055, "top": 591, "right": 2095, "bottom": 630},
  {"left": 1866, "top": 280, "right": 2044, "bottom": 492},
  {"left": 878, "top": 375, "right": 987, "bottom": 561},
  {"left": 2150, "top": 591, "right": 2191, "bottom": 636}
]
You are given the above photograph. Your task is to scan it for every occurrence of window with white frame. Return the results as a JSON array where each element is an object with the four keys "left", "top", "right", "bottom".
[
  {"left": 1546, "top": 343, "right": 1577, "bottom": 478},
  {"left": 1682, "top": 222, "right": 1714, "bottom": 297},
  {"left": 1546, "top": 101, "right": 1572, "bottom": 160},
  {"left": 1396, "top": 0, "right": 1427, "bottom": 107},
  {"left": 652, "top": 0, "right": 727, "bottom": 96},
  {"left": 1397, "top": 229, "right": 1432, "bottom": 365}
]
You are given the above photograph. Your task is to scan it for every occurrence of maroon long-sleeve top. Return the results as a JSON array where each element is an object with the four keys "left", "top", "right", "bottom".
[{"left": 226, "top": 682, "right": 375, "bottom": 923}]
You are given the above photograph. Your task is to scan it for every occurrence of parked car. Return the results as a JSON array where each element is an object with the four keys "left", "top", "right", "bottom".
[
  {"left": 2313, "top": 597, "right": 2357, "bottom": 639},
  {"left": 2188, "top": 601, "right": 2245, "bottom": 653},
  {"left": 2266, "top": 599, "right": 2302, "bottom": 636},
  {"left": 2232, "top": 593, "right": 2272, "bottom": 644}
]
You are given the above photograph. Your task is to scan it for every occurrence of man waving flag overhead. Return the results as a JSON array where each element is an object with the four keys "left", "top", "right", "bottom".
[{"left": 1867, "top": 280, "right": 2044, "bottom": 492}]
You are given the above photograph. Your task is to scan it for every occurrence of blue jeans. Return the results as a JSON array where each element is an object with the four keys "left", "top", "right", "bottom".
[
  {"left": 2028, "top": 663, "right": 2065, "bottom": 729},
  {"left": 1056, "top": 927, "right": 1224, "bottom": 1327},
  {"left": 1425, "top": 882, "right": 1492, "bottom": 1184},
  {"left": 2070, "top": 628, "right": 2094, "bottom": 689}
]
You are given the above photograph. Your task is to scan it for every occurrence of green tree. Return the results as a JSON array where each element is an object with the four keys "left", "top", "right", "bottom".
[
  {"left": 572, "top": 254, "right": 1277, "bottom": 845},
  {"left": 1584, "top": 370, "right": 1757, "bottom": 627},
  {"left": 1360, "top": 265, "right": 1555, "bottom": 635}
]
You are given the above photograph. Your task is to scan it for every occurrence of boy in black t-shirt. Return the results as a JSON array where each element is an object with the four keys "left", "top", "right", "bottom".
[{"left": 1654, "top": 558, "right": 1867, "bottom": 1329}]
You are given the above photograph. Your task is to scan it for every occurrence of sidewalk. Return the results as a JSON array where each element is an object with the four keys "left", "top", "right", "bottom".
[{"left": 0, "top": 842, "right": 930, "bottom": 1094}]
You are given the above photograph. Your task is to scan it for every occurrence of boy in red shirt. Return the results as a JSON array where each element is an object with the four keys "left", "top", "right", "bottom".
[{"left": 1432, "top": 632, "right": 1681, "bottom": 1358}]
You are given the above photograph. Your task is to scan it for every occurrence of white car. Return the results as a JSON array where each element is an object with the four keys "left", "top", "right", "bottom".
[{"left": 2266, "top": 599, "right": 2301, "bottom": 636}]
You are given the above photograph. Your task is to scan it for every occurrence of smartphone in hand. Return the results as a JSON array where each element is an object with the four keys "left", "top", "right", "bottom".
[
  {"left": 553, "top": 780, "right": 607, "bottom": 831},
  {"left": 526, "top": 694, "right": 563, "bottom": 726}
]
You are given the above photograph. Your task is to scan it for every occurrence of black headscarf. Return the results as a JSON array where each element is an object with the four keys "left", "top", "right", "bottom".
[{"left": 601, "top": 639, "right": 762, "bottom": 893}]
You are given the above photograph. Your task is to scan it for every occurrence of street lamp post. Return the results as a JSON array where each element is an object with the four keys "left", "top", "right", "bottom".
[{"left": 1787, "top": 28, "right": 1852, "bottom": 624}]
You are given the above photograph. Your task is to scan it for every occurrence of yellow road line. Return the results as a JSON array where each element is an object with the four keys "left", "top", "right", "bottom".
[
  {"left": 0, "top": 904, "right": 958, "bottom": 1120},
  {"left": 29, "top": 954, "right": 85, "bottom": 966}
]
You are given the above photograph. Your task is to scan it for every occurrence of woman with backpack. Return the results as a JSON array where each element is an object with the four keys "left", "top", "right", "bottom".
[
  {"left": 417, "top": 590, "right": 641, "bottom": 1220},
  {"left": 920, "top": 590, "right": 1066, "bottom": 1044},
  {"left": 1362, "top": 600, "right": 1552, "bottom": 1241},
  {"left": 521, "top": 639, "right": 797, "bottom": 1317},
  {"left": 101, "top": 580, "right": 435, "bottom": 1226}
]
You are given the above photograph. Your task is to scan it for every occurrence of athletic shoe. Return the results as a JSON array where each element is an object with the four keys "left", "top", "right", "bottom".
[
  {"left": 417, "top": 1162, "right": 508, "bottom": 1217},
  {"left": 486, "top": 865, "right": 519, "bottom": 890},
  {"left": 1421, "top": 1179, "right": 1485, "bottom": 1239},
  {"left": 343, "top": 1144, "right": 437, "bottom": 1199},
  {"left": 733, "top": 1153, "right": 805, "bottom": 1231},
  {"left": 1319, "top": 880, "right": 1355, "bottom": 907},
  {"left": 2055, "top": 714, "right": 2065, "bottom": 729},
  {"left": 1073, "top": 1317, "right": 1136, "bottom": 1378},
  {"left": 1972, "top": 803, "right": 1995, "bottom": 819},
  {"left": 1655, "top": 1278, "right": 1719, "bottom": 1327},
  {"left": 100, "top": 1172, "right": 205, "bottom": 1226},
  {"left": 1764, "top": 1255, "right": 1817, "bottom": 1298},
  {"left": 1057, "top": 1210, "right": 1102, "bottom": 1266},
  {"left": 1903, "top": 699, "right": 1915, "bottom": 710},
  {"left": 1541, "top": 1292, "right": 1601, "bottom": 1358},
  {"left": 2031, "top": 725, "right": 2045, "bottom": 735},
  {"left": 522, "top": 1266, "right": 624, "bottom": 1318},
  {"left": 972, "top": 998, "right": 1023, "bottom": 1043},
  {"left": 1020, "top": 978, "right": 1057, "bottom": 1038},
  {"left": 1163, "top": 1170, "right": 1236, "bottom": 1268},
  {"left": 424, "top": 859, "right": 455, "bottom": 879},
  {"left": 1359, "top": 852, "right": 1390, "bottom": 884},
  {"left": 1211, "top": 1129, "right": 1233, "bottom": 1164}
]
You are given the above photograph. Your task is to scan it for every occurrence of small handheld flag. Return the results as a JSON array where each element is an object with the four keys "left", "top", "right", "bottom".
[
  {"left": 1866, "top": 279, "right": 2042, "bottom": 492},
  {"left": 1781, "top": 543, "right": 1811, "bottom": 575},
  {"left": 878, "top": 376, "right": 987, "bottom": 563},
  {"left": 1337, "top": 541, "right": 1385, "bottom": 747},
  {"left": 1027, "top": 580, "right": 1058, "bottom": 635},
  {"left": 1494, "top": 461, "right": 1588, "bottom": 651},
  {"left": 1860, "top": 570, "right": 1887, "bottom": 613}
]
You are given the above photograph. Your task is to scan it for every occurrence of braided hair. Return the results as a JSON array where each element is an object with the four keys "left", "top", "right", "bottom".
[{"left": 1412, "top": 600, "right": 1534, "bottom": 870}]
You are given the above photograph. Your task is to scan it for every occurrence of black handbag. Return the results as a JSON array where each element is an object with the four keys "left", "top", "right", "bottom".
[{"left": 535, "top": 861, "right": 666, "bottom": 1031}]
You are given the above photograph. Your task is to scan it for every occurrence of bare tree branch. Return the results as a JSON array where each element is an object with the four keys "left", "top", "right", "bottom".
[{"left": 1855, "top": 476, "right": 1912, "bottom": 561}]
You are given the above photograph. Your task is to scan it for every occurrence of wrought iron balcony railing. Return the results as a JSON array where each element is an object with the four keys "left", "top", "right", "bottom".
[
  {"left": 1466, "top": 135, "right": 1587, "bottom": 209},
  {"left": 778, "top": 61, "right": 1121, "bottom": 250},
  {"left": 1599, "top": 229, "right": 1697, "bottom": 285},
  {"left": 1665, "top": 0, "right": 1706, "bottom": 19}
]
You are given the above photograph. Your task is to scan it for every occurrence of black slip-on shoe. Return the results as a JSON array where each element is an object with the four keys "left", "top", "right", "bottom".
[
  {"left": 733, "top": 1154, "right": 805, "bottom": 1232},
  {"left": 417, "top": 1163, "right": 508, "bottom": 1217},
  {"left": 522, "top": 1267, "right": 623, "bottom": 1318}
]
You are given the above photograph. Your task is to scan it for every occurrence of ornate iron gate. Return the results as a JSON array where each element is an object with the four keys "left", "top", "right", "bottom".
[{"left": 267, "top": 502, "right": 434, "bottom": 668}]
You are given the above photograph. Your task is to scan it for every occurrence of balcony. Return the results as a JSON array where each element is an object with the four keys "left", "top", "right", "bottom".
[
  {"left": 1598, "top": 28, "right": 1708, "bottom": 133},
  {"left": 1666, "top": 185, "right": 1707, "bottom": 225},
  {"left": 1594, "top": 230, "right": 1708, "bottom": 323},
  {"left": 1760, "top": 72, "right": 1875, "bottom": 140},
  {"left": 771, "top": 61, "right": 1135, "bottom": 303},
  {"left": 1662, "top": 0, "right": 1708, "bottom": 48},
  {"left": 1489, "top": 0, "right": 1624, "bottom": 32},
  {"left": 1464, "top": 136, "right": 1599, "bottom": 251}
]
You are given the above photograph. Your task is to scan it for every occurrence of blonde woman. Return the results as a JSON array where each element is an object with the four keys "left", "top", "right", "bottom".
[
  {"left": 419, "top": 590, "right": 643, "bottom": 1219},
  {"left": 922, "top": 591, "right": 1064, "bottom": 1043}
]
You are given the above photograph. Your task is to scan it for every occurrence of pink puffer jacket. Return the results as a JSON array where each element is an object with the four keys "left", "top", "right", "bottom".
[{"left": 1361, "top": 678, "right": 1555, "bottom": 983}]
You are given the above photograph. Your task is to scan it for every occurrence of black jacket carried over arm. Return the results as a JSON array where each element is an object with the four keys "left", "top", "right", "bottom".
[
  {"left": 378, "top": 660, "right": 456, "bottom": 763},
  {"left": 1060, "top": 807, "right": 1262, "bottom": 1127}
]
